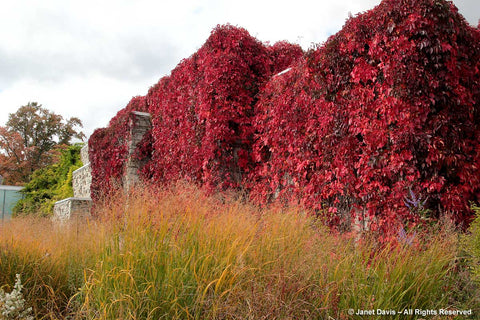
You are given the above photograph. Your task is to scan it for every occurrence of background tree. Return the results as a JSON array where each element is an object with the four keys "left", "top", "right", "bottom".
[{"left": 0, "top": 102, "right": 85, "bottom": 185}]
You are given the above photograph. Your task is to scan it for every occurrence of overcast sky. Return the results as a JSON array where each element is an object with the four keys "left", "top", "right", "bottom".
[{"left": 0, "top": 0, "right": 478, "bottom": 139}]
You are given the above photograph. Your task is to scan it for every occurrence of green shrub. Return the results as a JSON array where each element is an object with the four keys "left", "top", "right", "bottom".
[{"left": 13, "top": 144, "right": 83, "bottom": 217}]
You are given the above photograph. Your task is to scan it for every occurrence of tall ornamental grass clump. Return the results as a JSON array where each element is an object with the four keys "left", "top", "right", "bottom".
[
  {"left": 463, "top": 205, "right": 480, "bottom": 283},
  {"left": 0, "top": 217, "right": 107, "bottom": 319},
  {"left": 78, "top": 184, "right": 463, "bottom": 319},
  {"left": 0, "top": 182, "right": 476, "bottom": 318}
]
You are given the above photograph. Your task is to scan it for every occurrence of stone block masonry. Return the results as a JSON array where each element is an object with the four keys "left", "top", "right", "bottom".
[
  {"left": 53, "top": 197, "right": 92, "bottom": 223},
  {"left": 72, "top": 164, "right": 92, "bottom": 198},
  {"left": 53, "top": 112, "right": 152, "bottom": 222},
  {"left": 80, "top": 143, "right": 89, "bottom": 165},
  {"left": 124, "top": 111, "right": 152, "bottom": 190},
  {"left": 54, "top": 144, "right": 93, "bottom": 221},
  {"left": 72, "top": 144, "right": 92, "bottom": 198}
]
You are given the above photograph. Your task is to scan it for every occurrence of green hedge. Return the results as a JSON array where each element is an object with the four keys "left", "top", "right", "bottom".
[{"left": 13, "top": 144, "right": 83, "bottom": 217}]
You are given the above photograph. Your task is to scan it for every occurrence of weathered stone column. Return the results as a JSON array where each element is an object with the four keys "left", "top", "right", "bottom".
[
  {"left": 124, "top": 111, "right": 152, "bottom": 190},
  {"left": 54, "top": 111, "right": 152, "bottom": 223},
  {"left": 72, "top": 144, "right": 92, "bottom": 198}
]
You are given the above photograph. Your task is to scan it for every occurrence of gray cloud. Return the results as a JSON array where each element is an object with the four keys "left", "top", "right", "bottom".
[
  {"left": 453, "top": 0, "right": 479, "bottom": 26},
  {"left": 0, "top": 20, "right": 179, "bottom": 87}
]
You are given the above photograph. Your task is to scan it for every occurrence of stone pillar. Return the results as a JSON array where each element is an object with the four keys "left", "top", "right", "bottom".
[
  {"left": 124, "top": 111, "right": 152, "bottom": 190},
  {"left": 72, "top": 165, "right": 92, "bottom": 198},
  {"left": 72, "top": 144, "right": 92, "bottom": 198},
  {"left": 80, "top": 143, "right": 90, "bottom": 166},
  {"left": 53, "top": 111, "right": 151, "bottom": 223}
]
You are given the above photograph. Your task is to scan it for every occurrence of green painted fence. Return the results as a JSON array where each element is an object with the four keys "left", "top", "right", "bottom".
[{"left": 0, "top": 186, "right": 24, "bottom": 221}]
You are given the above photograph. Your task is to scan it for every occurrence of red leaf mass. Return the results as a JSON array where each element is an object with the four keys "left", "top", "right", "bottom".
[{"left": 89, "top": 0, "right": 480, "bottom": 234}]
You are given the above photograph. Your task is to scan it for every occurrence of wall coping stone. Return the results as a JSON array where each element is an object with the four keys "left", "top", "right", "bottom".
[
  {"left": 54, "top": 197, "right": 92, "bottom": 205},
  {"left": 73, "top": 163, "right": 91, "bottom": 175},
  {"left": 131, "top": 111, "right": 151, "bottom": 117}
]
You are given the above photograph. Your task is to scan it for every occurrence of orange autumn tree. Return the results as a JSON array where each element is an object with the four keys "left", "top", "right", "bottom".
[{"left": 0, "top": 102, "right": 85, "bottom": 185}]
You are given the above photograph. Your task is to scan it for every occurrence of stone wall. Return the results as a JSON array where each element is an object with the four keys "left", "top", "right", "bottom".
[
  {"left": 72, "top": 144, "right": 92, "bottom": 198},
  {"left": 80, "top": 143, "right": 89, "bottom": 165},
  {"left": 53, "top": 112, "right": 152, "bottom": 222},
  {"left": 124, "top": 111, "right": 152, "bottom": 190},
  {"left": 72, "top": 164, "right": 92, "bottom": 198},
  {"left": 53, "top": 197, "right": 92, "bottom": 223},
  {"left": 54, "top": 144, "right": 93, "bottom": 222}
]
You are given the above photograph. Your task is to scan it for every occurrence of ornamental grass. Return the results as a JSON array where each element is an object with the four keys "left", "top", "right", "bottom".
[{"left": 0, "top": 183, "right": 478, "bottom": 319}]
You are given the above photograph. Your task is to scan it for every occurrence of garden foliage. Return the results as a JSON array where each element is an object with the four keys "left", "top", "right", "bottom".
[
  {"left": 463, "top": 205, "right": 480, "bottom": 284},
  {"left": 2, "top": 186, "right": 475, "bottom": 319},
  {"left": 146, "top": 25, "right": 303, "bottom": 190},
  {"left": 88, "top": 96, "right": 149, "bottom": 201},
  {"left": 0, "top": 102, "right": 84, "bottom": 185},
  {"left": 89, "top": 0, "right": 480, "bottom": 232},
  {"left": 13, "top": 144, "right": 83, "bottom": 216},
  {"left": 252, "top": 0, "right": 480, "bottom": 233},
  {"left": 89, "top": 25, "right": 302, "bottom": 195}
]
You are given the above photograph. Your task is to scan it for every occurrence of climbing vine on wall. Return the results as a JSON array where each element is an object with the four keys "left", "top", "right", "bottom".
[
  {"left": 251, "top": 0, "right": 480, "bottom": 235},
  {"left": 146, "top": 24, "right": 303, "bottom": 191},
  {"left": 88, "top": 1, "right": 480, "bottom": 236},
  {"left": 89, "top": 96, "right": 148, "bottom": 201}
]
